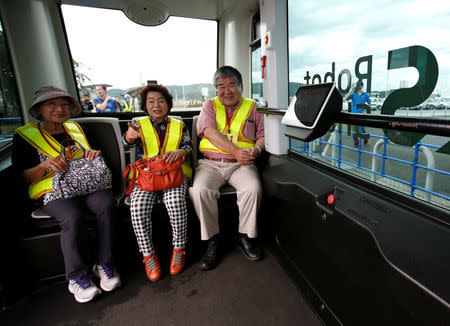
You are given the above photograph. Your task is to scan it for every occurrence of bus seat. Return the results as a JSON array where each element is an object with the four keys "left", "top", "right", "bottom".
[
  {"left": 31, "top": 117, "right": 126, "bottom": 219},
  {"left": 73, "top": 117, "right": 126, "bottom": 203},
  {"left": 191, "top": 115, "right": 200, "bottom": 166},
  {"left": 31, "top": 207, "right": 52, "bottom": 219},
  {"left": 23, "top": 117, "right": 127, "bottom": 282},
  {"left": 191, "top": 115, "right": 236, "bottom": 195}
]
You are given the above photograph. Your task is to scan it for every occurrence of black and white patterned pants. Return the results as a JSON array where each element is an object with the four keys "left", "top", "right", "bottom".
[{"left": 130, "top": 179, "right": 188, "bottom": 256}]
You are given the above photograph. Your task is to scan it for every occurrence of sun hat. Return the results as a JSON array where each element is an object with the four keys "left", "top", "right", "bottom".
[{"left": 29, "top": 86, "right": 82, "bottom": 119}]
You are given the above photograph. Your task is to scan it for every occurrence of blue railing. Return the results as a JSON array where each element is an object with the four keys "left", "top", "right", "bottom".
[{"left": 290, "top": 129, "right": 450, "bottom": 203}]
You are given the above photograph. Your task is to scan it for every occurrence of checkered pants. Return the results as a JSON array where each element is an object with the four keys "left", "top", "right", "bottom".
[{"left": 130, "top": 178, "right": 188, "bottom": 256}]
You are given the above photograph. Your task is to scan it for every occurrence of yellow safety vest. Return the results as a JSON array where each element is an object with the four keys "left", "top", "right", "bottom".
[
  {"left": 136, "top": 116, "right": 192, "bottom": 179},
  {"left": 199, "top": 97, "right": 256, "bottom": 154},
  {"left": 123, "top": 100, "right": 132, "bottom": 112},
  {"left": 15, "top": 121, "right": 91, "bottom": 199}
]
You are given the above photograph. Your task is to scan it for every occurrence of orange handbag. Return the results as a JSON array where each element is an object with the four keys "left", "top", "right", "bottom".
[{"left": 124, "top": 155, "right": 184, "bottom": 195}]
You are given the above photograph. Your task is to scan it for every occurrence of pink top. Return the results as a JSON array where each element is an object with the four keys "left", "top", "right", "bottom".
[{"left": 197, "top": 98, "right": 264, "bottom": 159}]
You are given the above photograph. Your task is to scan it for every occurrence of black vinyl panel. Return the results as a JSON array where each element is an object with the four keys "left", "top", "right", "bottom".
[{"left": 262, "top": 155, "right": 450, "bottom": 326}]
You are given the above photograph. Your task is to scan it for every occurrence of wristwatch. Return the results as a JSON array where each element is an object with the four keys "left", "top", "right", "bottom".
[{"left": 254, "top": 145, "right": 262, "bottom": 156}]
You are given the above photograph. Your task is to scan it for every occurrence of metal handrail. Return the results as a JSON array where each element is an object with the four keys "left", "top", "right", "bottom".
[
  {"left": 371, "top": 139, "right": 436, "bottom": 201},
  {"left": 335, "top": 112, "right": 450, "bottom": 137},
  {"left": 292, "top": 129, "right": 449, "bottom": 203}
]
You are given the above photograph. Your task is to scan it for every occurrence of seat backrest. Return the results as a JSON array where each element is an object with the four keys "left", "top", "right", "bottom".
[
  {"left": 192, "top": 115, "right": 199, "bottom": 166},
  {"left": 72, "top": 117, "right": 126, "bottom": 204}
]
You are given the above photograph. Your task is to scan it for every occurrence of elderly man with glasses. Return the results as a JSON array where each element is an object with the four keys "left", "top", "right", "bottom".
[{"left": 190, "top": 65, "right": 265, "bottom": 271}]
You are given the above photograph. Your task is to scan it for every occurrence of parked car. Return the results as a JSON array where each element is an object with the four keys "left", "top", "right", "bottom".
[
  {"left": 370, "top": 98, "right": 384, "bottom": 111},
  {"left": 410, "top": 99, "right": 431, "bottom": 110},
  {"left": 425, "top": 98, "right": 440, "bottom": 110},
  {"left": 436, "top": 97, "right": 450, "bottom": 109}
]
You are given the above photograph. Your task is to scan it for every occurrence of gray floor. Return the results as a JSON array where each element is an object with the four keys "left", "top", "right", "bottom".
[{"left": 1, "top": 247, "right": 321, "bottom": 326}]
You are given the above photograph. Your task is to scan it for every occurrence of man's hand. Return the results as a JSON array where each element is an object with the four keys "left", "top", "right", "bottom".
[
  {"left": 250, "top": 145, "right": 261, "bottom": 157},
  {"left": 233, "top": 147, "right": 255, "bottom": 165}
]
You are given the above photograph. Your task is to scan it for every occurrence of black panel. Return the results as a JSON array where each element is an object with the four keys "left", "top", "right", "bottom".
[
  {"left": 0, "top": 163, "right": 32, "bottom": 306},
  {"left": 286, "top": 83, "right": 343, "bottom": 142},
  {"left": 262, "top": 155, "right": 450, "bottom": 325},
  {"left": 295, "top": 83, "right": 334, "bottom": 127}
]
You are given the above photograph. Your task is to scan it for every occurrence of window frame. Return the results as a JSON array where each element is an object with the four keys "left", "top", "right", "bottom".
[
  {"left": 285, "top": 0, "right": 450, "bottom": 212},
  {"left": 0, "top": 11, "right": 23, "bottom": 150},
  {"left": 250, "top": 11, "right": 263, "bottom": 105}
]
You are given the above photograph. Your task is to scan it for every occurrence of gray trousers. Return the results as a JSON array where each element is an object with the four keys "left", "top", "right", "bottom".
[
  {"left": 43, "top": 190, "right": 116, "bottom": 280},
  {"left": 189, "top": 159, "right": 262, "bottom": 240}
]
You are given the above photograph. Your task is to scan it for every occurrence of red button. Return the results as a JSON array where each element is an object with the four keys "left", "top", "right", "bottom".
[{"left": 327, "top": 194, "right": 335, "bottom": 205}]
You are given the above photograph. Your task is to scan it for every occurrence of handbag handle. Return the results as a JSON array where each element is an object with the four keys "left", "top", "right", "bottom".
[
  {"left": 123, "top": 164, "right": 137, "bottom": 195},
  {"left": 60, "top": 138, "right": 86, "bottom": 160}
]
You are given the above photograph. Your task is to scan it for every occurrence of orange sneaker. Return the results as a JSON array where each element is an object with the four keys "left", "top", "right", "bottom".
[
  {"left": 143, "top": 253, "right": 161, "bottom": 282},
  {"left": 170, "top": 248, "right": 186, "bottom": 276}
]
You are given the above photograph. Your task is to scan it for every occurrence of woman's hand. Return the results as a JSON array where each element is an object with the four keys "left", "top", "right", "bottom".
[
  {"left": 125, "top": 122, "right": 141, "bottom": 144},
  {"left": 44, "top": 156, "right": 69, "bottom": 173},
  {"left": 163, "top": 149, "right": 186, "bottom": 163},
  {"left": 21, "top": 155, "right": 68, "bottom": 184},
  {"left": 83, "top": 149, "right": 102, "bottom": 161}
]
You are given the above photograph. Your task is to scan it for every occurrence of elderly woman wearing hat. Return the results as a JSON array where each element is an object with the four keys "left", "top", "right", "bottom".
[{"left": 12, "top": 86, "right": 121, "bottom": 303}]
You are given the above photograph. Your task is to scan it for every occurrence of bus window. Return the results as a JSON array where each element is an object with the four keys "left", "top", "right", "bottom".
[
  {"left": 60, "top": 5, "right": 217, "bottom": 113},
  {"left": 250, "top": 12, "right": 263, "bottom": 106},
  {"left": 0, "top": 17, "right": 21, "bottom": 148},
  {"left": 287, "top": 0, "right": 450, "bottom": 210}
]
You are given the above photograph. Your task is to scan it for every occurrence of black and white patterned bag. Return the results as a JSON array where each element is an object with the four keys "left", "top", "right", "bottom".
[{"left": 52, "top": 139, "right": 112, "bottom": 200}]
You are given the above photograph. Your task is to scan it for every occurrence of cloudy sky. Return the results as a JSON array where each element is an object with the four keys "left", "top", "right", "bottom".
[
  {"left": 288, "top": 0, "right": 450, "bottom": 95},
  {"left": 61, "top": 5, "right": 217, "bottom": 89},
  {"left": 62, "top": 1, "right": 450, "bottom": 96}
]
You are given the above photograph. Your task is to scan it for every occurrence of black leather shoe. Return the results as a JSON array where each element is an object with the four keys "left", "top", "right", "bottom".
[
  {"left": 235, "top": 233, "right": 263, "bottom": 261},
  {"left": 199, "top": 235, "right": 220, "bottom": 271}
]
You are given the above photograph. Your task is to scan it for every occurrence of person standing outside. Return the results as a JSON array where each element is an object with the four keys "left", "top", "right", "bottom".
[
  {"left": 344, "top": 81, "right": 371, "bottom": 146},
  {"left": 93, "top": 85, "right": 120, "bottom": 113},
  {"left": 189, "top": 65, "right": 265, "bottom": 271},
  {"left": 81, "top": 93, "right": 93, "bottom": 111},
  {"left": 114, "top": 96, "right": 123, "bottom": 112},
  {"left": 123, "top": 94, "right": 133, "bottom": 112}
]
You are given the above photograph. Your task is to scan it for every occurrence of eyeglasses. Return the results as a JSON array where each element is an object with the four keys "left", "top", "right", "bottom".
[
  {"left": 44, "top": 101, "right": 71, "bottom": 110},
  {"left": 216, "top": 82, "right": 238, "bottom": 91}
]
